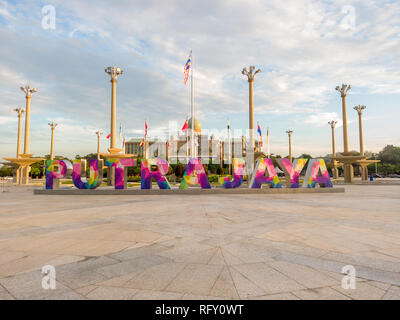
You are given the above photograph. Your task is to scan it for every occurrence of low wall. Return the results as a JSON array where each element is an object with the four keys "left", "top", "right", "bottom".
[{"left": 34, "top": 187, "right": 345, "bottom": 195}]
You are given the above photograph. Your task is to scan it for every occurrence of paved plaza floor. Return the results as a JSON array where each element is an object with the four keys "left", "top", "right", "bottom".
[{"left": 0, "top": 184, "right": 399, "bottom": 300}]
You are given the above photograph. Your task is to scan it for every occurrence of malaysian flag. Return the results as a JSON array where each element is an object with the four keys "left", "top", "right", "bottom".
[{"left": 184, "top": 54, "right": 191, "bottom": 85}]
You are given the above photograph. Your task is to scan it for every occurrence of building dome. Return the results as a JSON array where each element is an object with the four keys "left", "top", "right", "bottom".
[{"left": 188, "top": 117, "right": 201, "bottom": 134}]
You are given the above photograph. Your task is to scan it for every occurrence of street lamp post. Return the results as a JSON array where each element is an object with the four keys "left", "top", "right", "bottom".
[
  {"left": 286, "top": 130, "right": 293, "bottom": 163},
  {"left": 242, "top": 66, "right": 261, "bottom": 153},
  {"left": 96, "top": 131, "right": 102, "bottom": 160},
  {"left": 328, "top": 120, "right": 339, "bottom": 179},
  {"left": 335, "top": 84, "right": 354, "bottom": 183},
  {"left": 335, "top": 84, "right": 351, "bottom": 154},
  {"left": 20, "top": 85, "right": 37, "bottom": 156},
  {"left": 14, "top": 107, "right": 24, "bottom": 184},
  {"left": 353, "top": 105, "right": 366, "bottom": 156},
  {"left": 14, "top": 108, "right": 25, "bottom": 158},
  {"left": 354, "top": 104, "right": 367, "bottom": 180},
  {"left": 227, "top": 118, "right": 231, "bottom": 175},
  {"left": 48, "top": 121, "right": 58, "bottom": 160},
  {"left": 104, "top": 67, "right": 123, "bottom": 154},
  {"left": 19, "top": 85, "right": 38, "bottom": 184},
  {"left": 242, "top": 66, "right": 261, "bottom": 178}
]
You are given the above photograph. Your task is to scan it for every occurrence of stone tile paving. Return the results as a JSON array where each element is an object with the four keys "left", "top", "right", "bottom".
[{"left": 0, "top": 185, "right": 399, "bottom": 299}]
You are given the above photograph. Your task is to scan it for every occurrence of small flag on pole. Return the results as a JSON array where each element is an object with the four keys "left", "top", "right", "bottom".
[
  {"left": 257, "top": 123, "right": 263, "bottom": 147},
  {"left": 182, "top": 118, "right": 189, "bottom": 132},
  {"left": 184, "top": 55, "right": 191, "bottom": 85},
  {"left": 145, "top": 120, "right": 148, "bottom": 137},
  {"left": 119, "top": 123, "right": 122, "bottom": 144},
  {"left": 106, "top": 133, "right": 111, "bottom": 139},
  {"left": 139, "top": 138, "right": 144, "bottom": 147},
  {"left": 122, "top": 136, "right": 126, "bottom": 148}
]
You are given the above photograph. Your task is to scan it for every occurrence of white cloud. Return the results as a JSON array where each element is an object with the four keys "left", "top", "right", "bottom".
[
  {"left": 304, "top": 112, "right": 341, "bottom": 127},
  {"left": 0, "top": 116, "right": 14, "bottom": 125}
]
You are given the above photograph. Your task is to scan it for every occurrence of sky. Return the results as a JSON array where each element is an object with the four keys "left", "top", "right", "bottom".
[{"left": 0, "top": 0, "right": 399, "bottom": 159}]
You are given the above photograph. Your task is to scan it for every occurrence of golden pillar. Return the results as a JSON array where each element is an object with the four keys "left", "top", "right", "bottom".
[
  {"left": 14, "top": 108, "right": 24, "bottom": 183},
  {"left": 328, "top": 120, "right": 339, "bottom": 179},
  {"left": 336, "top": 84, "right": 351, "bottom": 154},
  {"left": 14, "top": 108, "right": 24, "bottom": 157},
  {"left": 104, "top": 67, "right": 124, "bottom": 186},
  {"left": 242, "top": 66, "right": 261, "bottom": 177},
  {"left": 242, "top": 66, "right": 261, "bottom": 152},
  {"left": 354, "top": 105, "right": 368, "bottom": 180},
  {"left": 20, "top": 86, "right": 37, "bottom": 156},
  {"left": 335, "top": 84, "right": 353, "bottom": 183},
  {"left": 104, "top": 67, "right": 123, "bottom": 154},
  {"left": 354, "top": 105, "right": 366, "bottom": 156},
  {"left": 96, "top": 131, "right": 102, "bottom": 160},
  {"left": 286, "top": 130, "right": 293, "bottom": 163},
  {"left": 20, "top": 85, "right": 38, "bottom": 183},
  {"left": 48, "top": 121, "right": 58, "bottom": 160}
]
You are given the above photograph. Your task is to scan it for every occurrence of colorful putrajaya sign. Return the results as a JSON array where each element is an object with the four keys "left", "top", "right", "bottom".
[{"left": 45, "top": 157, "right": 333, "bottom": 190}]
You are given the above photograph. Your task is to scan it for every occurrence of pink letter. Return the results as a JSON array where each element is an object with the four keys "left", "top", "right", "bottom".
[
  {"left": 45, "top": 160, "right": 71, "bottom": 189},
  {"left": 219, "top": 158, "right": 245, "bottom": 188},
  {"left": 105, "top": 158, "right": 135, "bottom": 189},
  {"left": 141, "top": 158, "right": 171, "bottom": 189},
  {"left": 303, "top": 159, "right": 333, "bottom": 188},
  {"left": 277, "top": 158, "right": 308, "bottom": 188},
  {"left": 72, "top": 159, "right": 103, "bottom": 189},
  {"left": 180, "top": 158, "right": 211, "bottom": 189},
  {"left": 249, "top": 158, "right": 282, "bottom": 188}
]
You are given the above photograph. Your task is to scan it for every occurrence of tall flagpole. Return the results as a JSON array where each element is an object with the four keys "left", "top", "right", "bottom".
[
  {"left": 190, "top": 50, "right": 195, "bottom": 158},
  {"left": 228, "top": 118, "right": 231, "bottom": 175},
  {"left": 186, "top": 116, "right": 189, "bottom": 163},
  {"left": 144, "top": 118, "right": 147, "bottom": 160}
]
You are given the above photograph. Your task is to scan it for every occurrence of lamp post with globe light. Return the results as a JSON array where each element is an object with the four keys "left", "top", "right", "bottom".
[
  {"left": 14, "top": 108, "right": 24, "bottom": 158},
  {"left": 96, "top": 131, "right": 102, "bottom": 160},
  {"left": 20, "top": 85, "right": 37, "bottom": 157},
  {"left": 48, "top": 121, "right": 58, "bottom": 160},
  {"left": 335, "top": 84, "right": 354, "bottom": 182},
  {"left": 104, "top": 67, "right": 123, "bottom": 154},
  {"left": 328, "top": 120, "right": 339, "bottom": 179},
  {"left": 242, "top": 66, "right": 261, "bottom": 152},
  {"left": 286, "top": 130, "right": 293, "bottom": 163}
]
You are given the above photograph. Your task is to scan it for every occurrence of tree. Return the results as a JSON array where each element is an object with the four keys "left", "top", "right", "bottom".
[
  {"left": 0, "top": 165, "right": 14, "bottom": 177},
  {"left": 378, "top": 145, "right": 400, "bottom": 164},
  {"left": 300, "top": 153, "right": 312, "bottom": 160},
  {"left": 380, "top": 163, "right": 396, "bottom": 175},
  {"left": 75, "top": 153, "right": 98, "bottom": 161},
  {"left": 208, "top": 164, "right": 220, "bottom": 174},
  {"left": 31, "top": 167, "right": 41, "bottom": 178},
  {"left": 216, "top": 166, "right": 224, "bottom": 175},
  {"left": 175, "top": 164, "right": 185, "bottom": 178}
]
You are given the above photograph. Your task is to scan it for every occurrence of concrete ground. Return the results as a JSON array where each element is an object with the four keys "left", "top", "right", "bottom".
[{"left": 0, "top": 184, "right": 399, "bottom": 300}]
